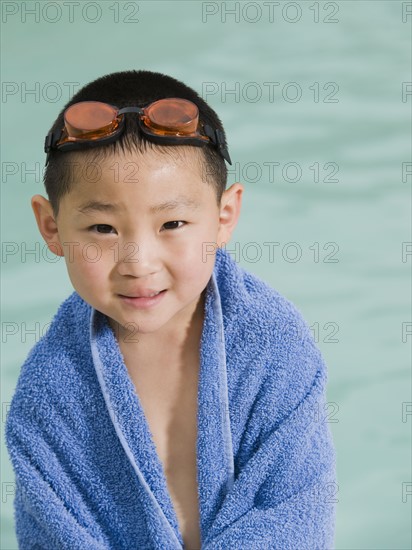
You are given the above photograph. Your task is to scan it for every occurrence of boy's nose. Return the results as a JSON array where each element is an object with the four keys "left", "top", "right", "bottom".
[{"left": 115, "top": 238, "right": 161, "bottom": 278}]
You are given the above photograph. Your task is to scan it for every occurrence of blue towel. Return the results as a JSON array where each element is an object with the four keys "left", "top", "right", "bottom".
[{"left": 6, "top": 247, "right": 337, "bottom": 549}]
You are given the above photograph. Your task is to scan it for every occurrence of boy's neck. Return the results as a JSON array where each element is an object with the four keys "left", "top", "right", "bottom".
[{"left": 109, "top": 289, "right": 206, "bottom": 364}]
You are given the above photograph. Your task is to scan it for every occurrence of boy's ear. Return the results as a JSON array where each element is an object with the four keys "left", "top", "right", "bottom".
[
  {"left": 31, "top": 195, "right": 64, "bottom": 257},
  {"left": 217, "top": 182, "right": 244, "bottom": 247}
]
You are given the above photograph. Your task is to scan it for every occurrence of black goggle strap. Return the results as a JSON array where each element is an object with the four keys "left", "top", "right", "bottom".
[
  {"left": 117, "top": 106, "right": 144, "bottom": 116},
  {"left": 203, "top": 124, "right": 232, "bottom": 165},
  {"left": 44, "top": 129, "right": 64, "bottom": 166},
  {"left": 44, "top": 107, "right": 232, "bottom": 166},
  {"left": 44, "top": 129, "right": 61, "bottom": 153}
]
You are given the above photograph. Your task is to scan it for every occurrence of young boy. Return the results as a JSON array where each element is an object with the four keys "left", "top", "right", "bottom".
[{"left": 6, "top": 70, "right": 337, "bottom": 550}]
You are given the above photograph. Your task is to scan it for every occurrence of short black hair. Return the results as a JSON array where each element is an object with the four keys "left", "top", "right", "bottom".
[{"left": 43, "top": 70, "right": 229, "bottom": 217}]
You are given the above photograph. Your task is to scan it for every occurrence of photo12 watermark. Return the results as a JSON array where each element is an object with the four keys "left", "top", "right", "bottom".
[
  {"left": 402, "top": 162, "right": 412, "bottom": 183},
  {"left": 401, "top": 482, "right": 412, "bottom": 503},
  {"left": 401, "top": 82, "right": 412, "bottom": 102},
  {"left": 214, "top": 240, "right": 340, "bottom": 264},
  {"left": 201, "top": 1, "right": 340, "bottom": 24},
  {"left": 401, "top": 323, "right": 412, "bottom": 343},
  {"left": 1, "top": 319, "right": 141, "bottom": 345},
  {"left": 401, "top": 402, "right": 412, "bottom": 423},
  {"left": 401, "top": 242, "right": 412, "bottom": 263},
  {"left": 203, "top": 160, "right": 340, "bottom": 185},
  {"left": 402, "top": 2, "right": 412, "bottom": 23},
  {"left": 310, "top": 322, "right": 340, "bottom": 344},
  {"left": 1, "top": 81, "right": 81, "bottom": 103},
  {"left": 1, "top": 2, "right": 140, "bottom": 24},
  {"left": 2, "top": 160, "right": 143, "bottom": 184},
  {"left": 202, "top": 81, "right": 340, "bottom": 104}
]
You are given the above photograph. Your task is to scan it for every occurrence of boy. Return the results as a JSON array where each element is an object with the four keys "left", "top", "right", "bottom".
[{"left": 5, "top": 70, "right": 337, "bottom": 549}]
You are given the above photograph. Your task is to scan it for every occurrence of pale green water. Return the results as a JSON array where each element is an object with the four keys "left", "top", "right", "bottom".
[{"left": 1, "top": 1, "right": 411, "bottom": 548}]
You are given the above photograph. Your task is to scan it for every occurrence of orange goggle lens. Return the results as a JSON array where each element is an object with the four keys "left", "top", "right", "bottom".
[
  {"left": 143, "top": 98, "right": 199, "bottom": 135},
  {"left": 60, "top": 98, "right": 203, "bottom": 143},
  {"left": 63, "top": 101, "right": 119, "bottom": 140}
]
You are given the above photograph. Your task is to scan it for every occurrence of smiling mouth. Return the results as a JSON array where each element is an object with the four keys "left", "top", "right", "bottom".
[
  {"left": 119, "top": 288, "right": 167, "bottom": 303},
  {"left": 117, "top": 289, "right": 167, "bottom": 309},
  {"left": 119, "top": 289, "right": 167, "bottom": 299}
]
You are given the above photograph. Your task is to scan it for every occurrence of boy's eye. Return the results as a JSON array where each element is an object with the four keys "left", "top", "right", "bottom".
[
  {"left": 88, "top": 221, "right": 186, "bottom": 233},
  {"left": 162, "top": 221, "right": 186, "bottom": 230},
  {"left": 90, "top": 224, "right": 116, "bottom": 234}
]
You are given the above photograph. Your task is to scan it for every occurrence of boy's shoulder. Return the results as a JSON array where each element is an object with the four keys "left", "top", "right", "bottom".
[
  {"left": 214, "top": 247, "right": 326, "bottom": 418},
  {"left": 12, "top": 291, "right": 91, "bottom": 396},
  {"left": 39, "top": 290, "right": 90, "bottom": 349},
  {"left": 214, "top": 247, "right": 312, "bottom": 349}
]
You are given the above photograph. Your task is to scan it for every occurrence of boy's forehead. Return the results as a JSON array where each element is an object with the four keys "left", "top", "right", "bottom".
[
  {"left": 70, "top": 144, "right": 206, "bottom": 184},
  {"left": 64, "top": 145, "right": 214, "bottom": 210}
]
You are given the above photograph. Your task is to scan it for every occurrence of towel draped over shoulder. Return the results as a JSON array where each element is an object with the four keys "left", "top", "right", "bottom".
[{"left": 6, "top": 247, "right": 337, "bottom": 549}]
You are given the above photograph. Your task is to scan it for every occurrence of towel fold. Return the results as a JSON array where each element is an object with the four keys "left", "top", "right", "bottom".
[{"left": 6, "top": 247, "right": 337, "bottom": 549}]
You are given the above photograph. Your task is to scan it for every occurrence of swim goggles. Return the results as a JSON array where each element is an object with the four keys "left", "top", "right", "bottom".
[{"left": 44, "top": 97, "right": 232, "bottom": 166}]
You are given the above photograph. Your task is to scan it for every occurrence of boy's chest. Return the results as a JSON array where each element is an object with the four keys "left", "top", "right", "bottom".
[{"left": 125, "top": 353, "right": 202, "bottom": 550}]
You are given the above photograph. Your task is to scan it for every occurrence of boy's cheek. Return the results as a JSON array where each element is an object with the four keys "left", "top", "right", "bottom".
[
  {"left": 65, "top": 264, "right": 109, "bottom": 303},
  {"left": 63, "top": 252, "right": 109, "bottom": 283},
  {"left": 59, "top": 240, "right": 110, "bottom": 264}
]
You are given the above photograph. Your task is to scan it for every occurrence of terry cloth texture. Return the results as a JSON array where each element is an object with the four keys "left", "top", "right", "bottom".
[{"left": 6, "top": 247, "right": 337, "bottom": 549}]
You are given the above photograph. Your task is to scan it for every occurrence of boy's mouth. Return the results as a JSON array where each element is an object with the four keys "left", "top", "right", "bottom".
[
  {"left": 117, "top": 289, "right": 168, "bottom": 308},
  {"left": 120, "top": 289, "right": 166, "bottom": 298}
]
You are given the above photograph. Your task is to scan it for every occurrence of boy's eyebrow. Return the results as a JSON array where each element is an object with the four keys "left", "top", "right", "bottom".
[
  {"left": 77, "top": 201, "right": 116, "bottom": 214},
  {"left": 150, "top": 197, "right": 201, "bottom": 213},
  {"left": 77, "top": 196, "right": 201, "bottom": 215}
]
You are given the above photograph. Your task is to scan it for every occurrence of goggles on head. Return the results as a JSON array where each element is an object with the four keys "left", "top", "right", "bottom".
[{"left": 44, "top": 97, "right": 232, "bottom": 166}]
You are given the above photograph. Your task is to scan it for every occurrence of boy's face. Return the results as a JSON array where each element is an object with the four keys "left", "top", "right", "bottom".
[{"left": 32, "top": 147, "right": 243, "bottom": 344}]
